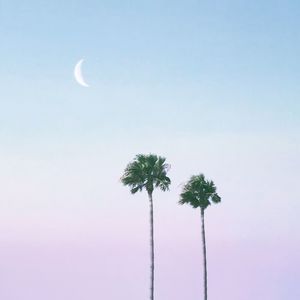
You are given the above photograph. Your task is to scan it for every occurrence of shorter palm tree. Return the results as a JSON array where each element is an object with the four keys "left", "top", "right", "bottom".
[{"left": 179, "top": 174, "right": 221, "bottom": 300}]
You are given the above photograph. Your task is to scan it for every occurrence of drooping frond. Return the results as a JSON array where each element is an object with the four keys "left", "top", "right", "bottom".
[
  {"left": 121, "top": 154, "right": 171, "bottom": 195},
  {"left": 179, "top": 174, "right": 221, "bottom": 210}
]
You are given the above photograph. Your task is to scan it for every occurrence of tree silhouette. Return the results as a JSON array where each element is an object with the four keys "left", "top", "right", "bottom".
[
  {"left": 179, "top": 174, "right": 221, "bottom": 300},
  {"left": 121, "top": 154, "right": 171, "bottom": 300}
]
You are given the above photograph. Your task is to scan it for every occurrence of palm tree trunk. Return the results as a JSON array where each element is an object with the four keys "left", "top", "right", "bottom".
[
  {"left": 201, "top": 208, "right": 208, "bottom": 300},
  {"left": 148, "top": 192, "right": 155, "bottom": 300}
]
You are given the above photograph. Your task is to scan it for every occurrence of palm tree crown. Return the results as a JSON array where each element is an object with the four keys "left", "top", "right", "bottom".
[
  {"left": 179, "top": 174, "right": 221, "bottom": 209},
  {"left": 121, "top": 154, "right": 171, "bottom": 195}
]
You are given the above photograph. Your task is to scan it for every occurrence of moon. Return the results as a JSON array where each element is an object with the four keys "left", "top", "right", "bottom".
[{"left": 74, "top": 59, "right": 90, "bottom": 87}]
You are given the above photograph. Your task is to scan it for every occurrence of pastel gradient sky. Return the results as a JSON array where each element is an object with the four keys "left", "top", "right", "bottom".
[{"left": 1, "top": 1, "right": 300, "bottom": 299}]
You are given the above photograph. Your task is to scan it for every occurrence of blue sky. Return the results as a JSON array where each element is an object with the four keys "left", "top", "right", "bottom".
[
  {"left": 1, "top": 1, "right": 300, "bottom": 299},
  {"left": 1, "top": 0, "right": 300, "bottom": 140}
]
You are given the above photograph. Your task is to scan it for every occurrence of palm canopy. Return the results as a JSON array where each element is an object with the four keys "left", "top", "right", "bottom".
[
  {"left": 179, "top": 174, "right": 221, "bottom": 210},
  {"left": 121, "top": 154, "right": 171, "bottom": 195}
]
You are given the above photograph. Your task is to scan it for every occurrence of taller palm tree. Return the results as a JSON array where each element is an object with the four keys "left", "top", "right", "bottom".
[
  {"left": 121, "top": 154, "right": 171, "bottom": 300},
  {"left": 179, "top": 174, "right": 221, "bottom": 300}
]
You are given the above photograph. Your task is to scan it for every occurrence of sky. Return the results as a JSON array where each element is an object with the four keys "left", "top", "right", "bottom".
[{"left": 1, "top": 1, "right": 300, "bottom": 299}]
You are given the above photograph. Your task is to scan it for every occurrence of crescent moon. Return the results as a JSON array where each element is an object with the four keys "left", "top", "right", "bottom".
[{"left": 74, "top": 59, "right": 90, "bottom": 87}]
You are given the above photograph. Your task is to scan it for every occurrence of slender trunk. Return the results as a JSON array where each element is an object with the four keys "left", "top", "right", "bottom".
[
  {"left": 148, "top": 192, "right": 154, "bottom": 300},
  {"left": 201, "top": 208, "right": 208, "bottom": 300}
]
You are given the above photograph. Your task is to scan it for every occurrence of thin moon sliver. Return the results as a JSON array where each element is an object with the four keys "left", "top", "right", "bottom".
[{"left": 74, "top": 59, "right": 90, "bottom": 87}]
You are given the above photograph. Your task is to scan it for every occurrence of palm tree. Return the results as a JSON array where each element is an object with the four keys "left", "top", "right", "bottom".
[
  {"left": 121, "top": 154, "right": 171, "bottom": 300},
  {"left": 179, "top": 174, "right": 221, "bottom": 300}
]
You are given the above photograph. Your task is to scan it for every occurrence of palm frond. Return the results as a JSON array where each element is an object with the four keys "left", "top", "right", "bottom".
[
  {"left": 179, "top": 173, "right": 221, "bottom": 210},
  {"left": 121, "top": 153, "right": 171, "bottom": 195}
]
